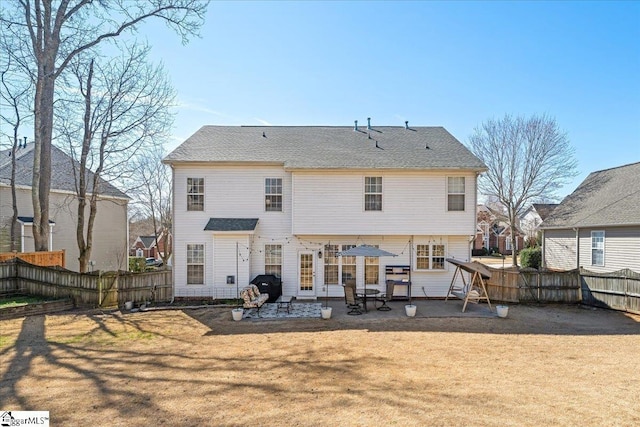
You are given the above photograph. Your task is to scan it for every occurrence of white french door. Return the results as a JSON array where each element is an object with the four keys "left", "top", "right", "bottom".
[{"left": 298, "top": 251, "right": 315, "bottom": 298}]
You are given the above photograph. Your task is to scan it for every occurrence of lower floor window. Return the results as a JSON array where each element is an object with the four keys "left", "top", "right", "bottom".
[
  {"left": 365, "top": 253, "right": 379, "bottom": 285},
  {"left": 416, "top": 243, "right": 446, "bottom": 270},
  {"left": 265, "top": 244, "right": 282, "bottom": 278},
  {"left": 187, "top": 244, "right": 204, "bottom": 284}
]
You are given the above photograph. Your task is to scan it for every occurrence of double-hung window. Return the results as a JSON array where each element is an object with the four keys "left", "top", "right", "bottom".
[
  {"left": 365, "top": 177, "right": 382, "bottom": 211},
  {"left": 187, "top": 178, "right": 204, "bottom": 211},
  {"left": 416, "top": 243, "right": 446, "bottom": 270},
  {"left": 265, "top": 178, "right": 282, "bottom": 211},
  {"left": 447, "top": 177, "right": 465, "bottom": 211},
  {"left": 324, "top": 244, "right": 339, "bottom": 285},
  {"left": 341, "top": 244, "right": 356, "bottom": 284},
  {"left": 265, "top": 244, "right": 282, "bottom": 278},
  {"left": 186, "top": 244, "right": 204, "bottom": 284},
  {"left": 591, "top": 231, "right": 605, "bottom": 266},
  {"left": 365, "top": 247, "right": 379, "bottom": 285}
]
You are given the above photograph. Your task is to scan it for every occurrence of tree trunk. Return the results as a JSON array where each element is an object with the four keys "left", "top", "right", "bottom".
[{"left": 32, "top": 44, "right": 56, "bottom": 252}]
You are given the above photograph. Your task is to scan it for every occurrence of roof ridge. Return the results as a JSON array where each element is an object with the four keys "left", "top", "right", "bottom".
[{"left": 590, "top": 161, "right": 640, "bottom": 175}]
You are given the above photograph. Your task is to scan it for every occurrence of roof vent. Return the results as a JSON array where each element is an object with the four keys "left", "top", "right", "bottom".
[
  {"left": 354, "top": 120, "right": 358, "bottom": 131},
  {"left": 262, "top": 132, "right": 266, "bottom": 138},
  {"left": 367, "top": 117, "right": 371, "bottom": 130},
  {"left": 405, "top": 121, "right": 409, "bottom": 129}
]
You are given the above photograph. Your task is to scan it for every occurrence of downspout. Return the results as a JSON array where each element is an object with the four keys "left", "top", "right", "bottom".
[
  {"left": 169, "top": 164, "right": 176, "bottom": 304},
  {"left": 574, "top": 227, "right": 580, "bottom": 271},
  {"left": 541, "top": 229, "right": 545, "bottom": 268}
]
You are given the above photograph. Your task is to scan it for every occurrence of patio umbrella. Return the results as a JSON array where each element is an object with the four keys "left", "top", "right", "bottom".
[
  {"left": 337, "top": 245, "right": 398, "bottom": 310},
  {"left": 336, "top": 245, "right": 397, "bottom": 258}
]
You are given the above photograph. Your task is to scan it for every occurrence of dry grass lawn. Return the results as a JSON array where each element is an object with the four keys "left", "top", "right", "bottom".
[{"left": 1, "top": 304, "right": 639, "bottom": 426}]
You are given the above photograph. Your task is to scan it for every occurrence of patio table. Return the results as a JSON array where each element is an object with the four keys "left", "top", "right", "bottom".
[{"left": 357, "top": 288, "right": 380, "bottom": 312}]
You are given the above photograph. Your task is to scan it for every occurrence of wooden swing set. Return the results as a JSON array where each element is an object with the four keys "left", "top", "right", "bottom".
[{"left": 445, "top": 258, "right": 492, "bottom": 312}]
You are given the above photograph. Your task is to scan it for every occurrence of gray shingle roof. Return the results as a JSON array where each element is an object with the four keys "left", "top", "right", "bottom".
[
  {"left": 0, "top": 143, "right": 128, "bottom": 199},
  {"left": 17, "top": 216, "right": 55, "bottom": 224},
  {"left": 163, "top": 126, "right": 486, "bottom": 170},
  {"left": 541, "top": 162, "right": 640, "bottom": 229},
  {"left": 139, "top": 236, "right": 157, "bottom": 248},
  {"left": 532, "top": 203, "right": 558, "bottom": 221},
  {"left": 204, "top": 218, "right": 259, "bottom": 232}
]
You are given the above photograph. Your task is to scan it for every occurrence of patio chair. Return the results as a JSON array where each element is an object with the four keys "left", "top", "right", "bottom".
[
  {"left": 342, "top": 284, "right": 363, "bottom": 315},
  {"left": 376, "top": 280, "right": 395, "bottom": 311}
]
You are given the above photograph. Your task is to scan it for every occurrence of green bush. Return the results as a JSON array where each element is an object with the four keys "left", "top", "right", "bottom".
[
  {"left": 520, "top": 247, "right": 542, "bottom": 269},
  {"left": 129, "top": 257, "right": 146, "bottom": 272}
]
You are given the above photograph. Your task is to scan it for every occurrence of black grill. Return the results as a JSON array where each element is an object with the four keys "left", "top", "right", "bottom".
[{"left": 250, "top": 274, "right": 282, "bottom": 303}]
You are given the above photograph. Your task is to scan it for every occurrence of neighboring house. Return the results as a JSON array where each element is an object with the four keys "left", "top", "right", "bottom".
[
  {"left": 519, "top": 203, "right": 558, "bottom": 245},
  {"left": 163, "top": 124, "right": 486, "bottom": 299},
  {"left": 131, "top": 235, "right": 159, "bottom": 259},
  {"left": 0, "top": 143, "right": 129, "bottom": 271},
  {"left": 130, "top": 231, "right": 172, "bottom": 261},
  {"left": 541, "top": 162, "right": 640, "bottom": 272},
  {"left": 473, "top": 204, "right": 525, "bottom": 255}
]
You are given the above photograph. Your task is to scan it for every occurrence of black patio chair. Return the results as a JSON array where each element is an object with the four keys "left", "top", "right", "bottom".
[
  {"left": 376, "top": 280, "right": 395, "bottom": 311},
  {"left": 342, "top": 284, "right": 363, "bottom": 315}
]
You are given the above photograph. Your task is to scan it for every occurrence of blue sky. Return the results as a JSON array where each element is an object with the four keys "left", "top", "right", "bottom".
[{"left": 141, "top": 1, "right": 639, "bottom": 199}]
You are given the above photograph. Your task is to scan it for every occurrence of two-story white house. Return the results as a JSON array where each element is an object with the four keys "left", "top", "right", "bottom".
[{"left": 163, "top": 124, "right": 487, "bottom": 300}]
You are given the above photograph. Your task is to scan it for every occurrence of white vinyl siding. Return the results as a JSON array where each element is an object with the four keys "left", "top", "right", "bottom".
[
  {"left": 580, "top": 227, "right": 640, "bottom": 272},
  {"left": 447, "top": 177, "right": 465, "bottom": 211},
  {"left": 292, "top": 171, "right": 476, "bottom": 235},
  {"left": 591, "top": 231, "right": 605, "bottom": 266}
]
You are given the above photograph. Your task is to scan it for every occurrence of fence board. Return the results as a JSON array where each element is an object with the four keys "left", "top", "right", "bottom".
[
  {"left": 581, "top": 268, "right": 640, "bottom": 315},
  {"left": 485, "top": 267, "right": 580, "bottom": 304},
  {"left": 0, "top": 250, "right": 65, "bottom": 267},
  {"left": 0, "top": 258, "right": 172, "bottom": 308}
]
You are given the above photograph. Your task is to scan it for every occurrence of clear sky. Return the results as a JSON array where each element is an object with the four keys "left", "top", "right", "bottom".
[{"left": 140, "top": 1, "right": 640, "bottom": 200}]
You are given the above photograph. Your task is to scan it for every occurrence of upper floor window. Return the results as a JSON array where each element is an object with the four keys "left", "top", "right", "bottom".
[
  {"left": 265, "top": 244, "right": 282, "bottom": 278},
  {"left": 265, "top": 178, "right": 282, "bottom": 211},
  {"left": 186, "top": 244, "right": 204, "bottom": 284},
  {"left": 187, "top": 178, "right": 204, "bottom": 211},
  {"left": 447, "top": 177, "right": 465, "bottom": 211},
  {"left": 416, "top": 243, "right": 446, "bottom": 270},
  {"left": 365, "top": 177, "right": 382, "bottom": 211},
  {"left": 591, "top": 231, "right": 605, "bottom": 266}
]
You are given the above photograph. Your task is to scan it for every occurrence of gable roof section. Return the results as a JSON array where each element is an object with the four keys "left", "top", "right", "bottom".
[
  {"left": 163, "top": 126, "right": 486, "bottom": 170},
  {"left": 139, "top": 236, "right": 157, "bottom": 248},
  {"left": 532, "top": 203, "right": 558, "bottom": 221},
  {"left": 204, "top": 218, "right": 259, "bottom": 232},
  {"left": 541, "top": 162, "right": 640, "bottom": 229},
  {"left": 0, "top": 143, "right": 128, "bottom": 199}
]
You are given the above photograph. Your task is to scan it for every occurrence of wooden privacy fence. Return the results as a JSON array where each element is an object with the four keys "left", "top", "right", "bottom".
[
  {"left": 0, "top": 258, "right": 172, "bottom": 308},
  {"left": 485, "top": 267, "right": 581, "bottom": 304},
  {"left": 580, "top": 268, "right": 640, "bottom": 315},
  {"left": 0, "top": 250, "right": 65, "bottom": 267}
]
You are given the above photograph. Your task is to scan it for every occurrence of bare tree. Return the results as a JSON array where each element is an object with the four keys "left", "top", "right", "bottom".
[
  {"left": 468, "top": 114, "right": 578, "bottom": 266},
  {"left": 58, "top": 45, "right": 175, "bottom": 272},
  {"left": 0, "top": 52, "right": 33, "bottom": 252},
  {"left": 0, "top": 0, "right": 207, "bottom": 251},
  {"left": 130, "top": 146, "right": 173, "bottom": 267}
]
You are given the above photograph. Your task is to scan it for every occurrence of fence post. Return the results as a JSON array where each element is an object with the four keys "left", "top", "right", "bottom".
[{"left": 98, "top": 273, "right": 102, "bottom": 307}]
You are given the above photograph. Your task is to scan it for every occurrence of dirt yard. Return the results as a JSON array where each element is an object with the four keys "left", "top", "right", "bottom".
[{"left": 1, "top": 304, "right": 639, "bottom": 426}]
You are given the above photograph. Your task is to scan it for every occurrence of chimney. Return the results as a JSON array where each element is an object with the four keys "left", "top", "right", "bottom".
[
  {"left": 367, "top": 117, "right": 371, "bottom": 129},
  {"left": 405, "top": 121, "right": 409, "bottom": 129},
  {"left": 354, "top": 120, "right": 358, "bottom": 131},
  {"left": 23, "top": 136, "right": 27, "bottom": 148}
]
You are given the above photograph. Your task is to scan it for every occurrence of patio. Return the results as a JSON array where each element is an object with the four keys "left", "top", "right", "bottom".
[{"left": 240, "top": 297, "right": 497, "bottom": 321}]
